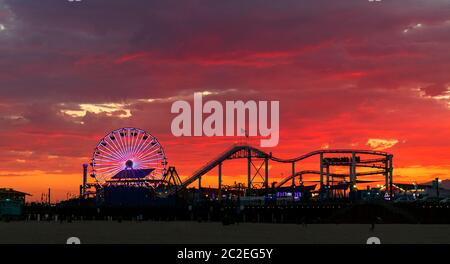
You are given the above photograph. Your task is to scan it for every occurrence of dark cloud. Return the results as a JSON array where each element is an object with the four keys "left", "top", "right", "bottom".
[
  {"left": 1, "top": 0, "right": 449, "bottom": 101},
  {"left": 422, "top": 83, "right": 449, "bottom": 96}
]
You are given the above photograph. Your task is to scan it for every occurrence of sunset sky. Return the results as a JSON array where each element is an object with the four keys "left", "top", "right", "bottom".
[{"left": 0, "top": 0, "right": 450, "bottom": 202}]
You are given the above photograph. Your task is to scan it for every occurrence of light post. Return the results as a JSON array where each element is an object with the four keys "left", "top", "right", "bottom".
[{"left": 435, "top": 178, "right": 442, "bottom": 198}]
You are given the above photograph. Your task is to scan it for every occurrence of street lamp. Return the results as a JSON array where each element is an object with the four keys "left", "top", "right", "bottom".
[{"left": 435, "top": 178, "right": 441, "bottom": 198}]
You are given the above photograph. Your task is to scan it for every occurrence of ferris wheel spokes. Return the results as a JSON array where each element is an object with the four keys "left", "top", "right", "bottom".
[{"left": 90, "top": 128, "right": 168, "bottom": 186}]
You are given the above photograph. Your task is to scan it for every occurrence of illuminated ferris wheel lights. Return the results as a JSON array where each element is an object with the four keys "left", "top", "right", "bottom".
[{"left": 90, "top": 127, "right": 167, "bottom": 187}]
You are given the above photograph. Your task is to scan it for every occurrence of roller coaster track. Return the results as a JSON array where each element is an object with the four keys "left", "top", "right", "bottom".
[
  {"left": 171, "top": 145, "right": 266, "bottom": 193},
  {"left": 270, "top": 149, "right": 390, "bottom": 163},
  {"left": 275, "top": 170, "right": 387, "bottom": 188},
  {"left": 168, "top": 144, "right": 392, "bottom": 195}
]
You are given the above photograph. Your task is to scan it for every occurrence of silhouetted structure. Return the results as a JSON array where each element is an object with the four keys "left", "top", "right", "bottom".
[{"left": 0, "top": 188, "right": 30, "bottom": 217}]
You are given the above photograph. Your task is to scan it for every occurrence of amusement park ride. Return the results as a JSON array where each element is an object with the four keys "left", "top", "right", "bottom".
[{"left": 81, "top": 127, "right": 394, "bottom": 203}]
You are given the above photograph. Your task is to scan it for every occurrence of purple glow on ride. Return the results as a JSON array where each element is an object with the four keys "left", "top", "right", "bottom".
[{"left": 90, "top": 128, "right": 168, "bottom": 188}]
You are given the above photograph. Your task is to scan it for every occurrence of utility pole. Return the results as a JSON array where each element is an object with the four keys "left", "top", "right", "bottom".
[
  {"left": 435, "top": 177, "right": 440, "bottom": 198},
  {"left": 265, "top": 157, "right": 269, "bottom": 194},
  {"left": 247, "top": 148, "right": 251, "bottom": 196},
  {"left": 291, "top": 162, "right": 295, "bottom": 186},
  {"left": 218, "top": 162, "right": 222, "bottom": 201},
  {"left": 82, "top": 163, "right": 88, "bottom": 198}
]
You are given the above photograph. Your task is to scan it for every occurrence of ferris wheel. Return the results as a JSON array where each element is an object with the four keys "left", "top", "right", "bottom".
[{"left": 90, "top": 128, "right": 167, "bottom": 187}]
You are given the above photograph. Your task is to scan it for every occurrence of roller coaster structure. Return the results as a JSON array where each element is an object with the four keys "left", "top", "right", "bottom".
[{"left": 168, "top": 144, "right": 394, "bottom": 200}]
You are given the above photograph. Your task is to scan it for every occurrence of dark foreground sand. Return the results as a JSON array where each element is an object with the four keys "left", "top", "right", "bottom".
[{"left": 0, "top": 221, "right": 449, "bottom": 244}]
